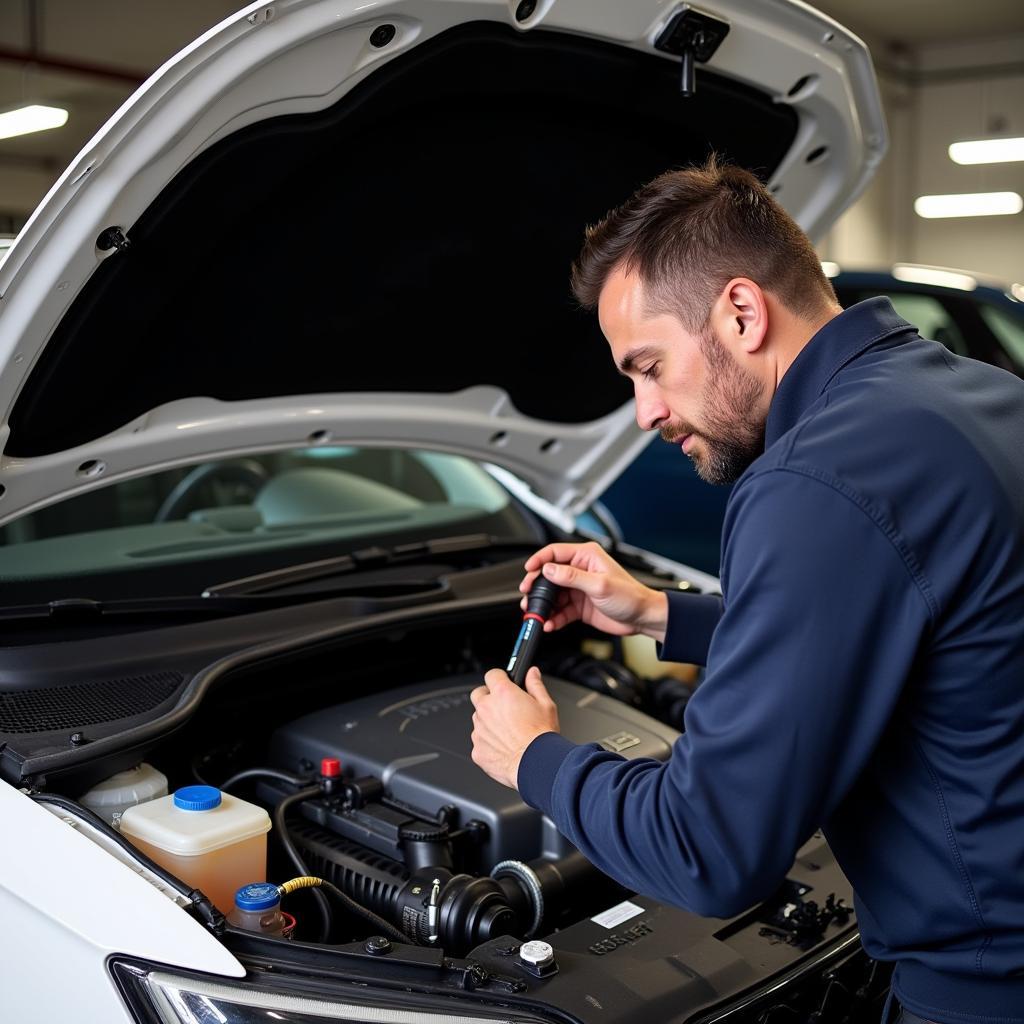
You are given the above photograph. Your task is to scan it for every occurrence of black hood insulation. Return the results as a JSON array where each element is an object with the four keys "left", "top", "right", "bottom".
[{"left": 9, "top": 22, "right": 797, "bottom": 457}]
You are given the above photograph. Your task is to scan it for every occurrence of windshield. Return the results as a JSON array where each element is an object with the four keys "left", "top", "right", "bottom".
[
  {"left": 0, "top": 446, "right": 537, "bottom": 600},
  {"left": 980, "top": 302, "right": 1024, "bottom": 372}
]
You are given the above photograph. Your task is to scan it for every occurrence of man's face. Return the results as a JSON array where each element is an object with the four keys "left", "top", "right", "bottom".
[{"left": 599, "top": 267, "right": 768, "bottom": 486}]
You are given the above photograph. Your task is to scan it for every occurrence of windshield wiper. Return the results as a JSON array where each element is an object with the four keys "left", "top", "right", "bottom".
[
  {"left": 202, "top": 534, "right": 529, "bottom": 597},
  {"left": 0, "top": 577, "right": 450, "bottom": 627},
  {"left": 0, "top": 537, "right": 534, "bottom": 627},
  {"left": 0, "top": 595, "right": 262, "bottom": 625}
]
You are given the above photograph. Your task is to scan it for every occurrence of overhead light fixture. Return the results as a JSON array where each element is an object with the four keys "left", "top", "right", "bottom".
[
  {"left": 892, "top": 264, "right": 978, "bottom": 291},
  {"left": 0, "top": 104, "right": 68, "bottom": 140},
  {"left": 914, "top": 192, "right": 1023, "bottom": 219},
  {"left": 1010, "top": 283, "right": 1024, "bottom": 303},
  {"left": 949, "top": 137, "right": 1024, "bottom": 165},
  {"left": 820, "top": 261, "right": 840, "bottom": 278}
]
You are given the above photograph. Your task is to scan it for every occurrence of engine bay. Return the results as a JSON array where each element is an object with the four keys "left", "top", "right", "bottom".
[{"left": 13, "top": 581, "right": 889, "bottom": 1022}]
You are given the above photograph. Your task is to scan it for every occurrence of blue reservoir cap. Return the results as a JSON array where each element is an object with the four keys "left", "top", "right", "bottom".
[
  {"left": 235, "top": 882, "right": 281, "bottom": 911},
  {"left": 173, "top": 785, "right": 222, "bottom": 811}
]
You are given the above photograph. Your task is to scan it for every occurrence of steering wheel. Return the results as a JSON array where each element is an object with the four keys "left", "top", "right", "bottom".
[{"left": 154, "top": 459, "right": 269, "bottom": 523}]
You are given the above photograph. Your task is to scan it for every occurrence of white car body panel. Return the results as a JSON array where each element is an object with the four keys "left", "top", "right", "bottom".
[
  {"left": 0, "top": 0, "right": 885, "bottom": 526},
  {"left": 0, "top": 784, "right": 243, "bottom": 1023},
  {"left": 0, "top": 388, "right": 649, "bottom": 526}
]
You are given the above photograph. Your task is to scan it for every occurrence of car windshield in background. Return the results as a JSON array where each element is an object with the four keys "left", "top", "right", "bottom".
[
  {"left": 979, "top": 302, "right": 1024, "bottom": 370},
  {"left": 0, "top": 446, "right": 535, "bottom": 596},
  {"left": 835, "top": 278, "right": 1024, "bottom": 376}
]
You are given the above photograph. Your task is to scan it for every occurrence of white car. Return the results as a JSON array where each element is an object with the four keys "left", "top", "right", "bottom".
[{"left": 0, "top": 2, "right": 886, "bottom": 1021}]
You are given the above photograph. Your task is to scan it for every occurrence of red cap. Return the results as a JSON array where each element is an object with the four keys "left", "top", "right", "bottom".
[{"left": 320, "top": 757, "right": 342, "bottom": 778}]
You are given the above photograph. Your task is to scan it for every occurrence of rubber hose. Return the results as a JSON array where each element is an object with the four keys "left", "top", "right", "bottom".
[
  {"left": 220, "top": 767, "right": 309, "bottom": 792},
  {"left": 280, "top": 876, "right": 406, "bottom": 943},
  {"left": 273, "top": 786, "right": 332, "bottom": 942}
]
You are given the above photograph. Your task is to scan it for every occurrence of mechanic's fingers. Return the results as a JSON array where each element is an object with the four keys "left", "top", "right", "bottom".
[
  {"left": 519, "top": 569, "right": 542, "bottom": 594},
  {"left": 546, "top": 589, "right": 582, "bottom": 629},
  {"left": 543, "top": 605, "right": 579, "bottom": 631},
  {"left": 524, "top": 542, "right": 599, "bottom": 573},
  {"left": 519, "top": 569, "right": 542, "bottom": 610},
  {"left": 540, "top": 560, "right": 609, "bottom": 599},
  {"left": 524, "top": 667, "right": 554, "bottom": 707},
  {"left": 469, "top": 685, "right": 489, "bottom": 709},
  {"left": 523, "top": 544, "right": 566, "bottom": 573},
  {"left": 484, "top": 668, "right": 514, "bottom": 691},
  {"left": 523, "top": 581, "right": 574, "bottom": 620}
]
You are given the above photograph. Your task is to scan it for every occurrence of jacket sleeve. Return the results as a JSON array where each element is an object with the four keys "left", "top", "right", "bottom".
[
  {"left": 659, "top": 591, "right": 724, "bottom": 666},
  {"left": 518, "top": 468, "right": 934, "bottom": 918}
]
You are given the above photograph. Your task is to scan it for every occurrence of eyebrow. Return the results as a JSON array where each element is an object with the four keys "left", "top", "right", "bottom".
[{"left": 617, "top": 345, "right": 660, "bottom": 377}]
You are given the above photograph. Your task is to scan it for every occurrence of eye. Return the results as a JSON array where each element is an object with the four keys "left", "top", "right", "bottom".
[{"left": 640, "top": 362, "right": 660, "bottom": 382}]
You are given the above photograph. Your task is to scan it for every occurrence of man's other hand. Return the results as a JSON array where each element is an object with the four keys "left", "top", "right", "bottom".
[
  {"left": 470, "top": 667, "right": 560, "bottom": 790},
  {"left": 521, "top": 541, "right": 669, "bottom": 643}
]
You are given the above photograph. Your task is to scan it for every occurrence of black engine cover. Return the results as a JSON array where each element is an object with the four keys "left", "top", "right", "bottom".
[{"left": 270, "top": 674, "right": 680, "bottom": 868}]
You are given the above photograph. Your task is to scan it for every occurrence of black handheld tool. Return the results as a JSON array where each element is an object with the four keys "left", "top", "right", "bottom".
[{"left": 506, "top": 577, "right": 562, "bottom": 685}]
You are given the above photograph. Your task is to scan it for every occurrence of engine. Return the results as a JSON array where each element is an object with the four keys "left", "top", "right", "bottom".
[{"left": 267, "top": 674, "right": 680, "bottom": 952}]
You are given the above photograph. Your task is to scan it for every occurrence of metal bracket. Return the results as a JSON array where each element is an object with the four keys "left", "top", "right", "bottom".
[{"left": 654, "top": 6, "right": 731, "bottom": 97}]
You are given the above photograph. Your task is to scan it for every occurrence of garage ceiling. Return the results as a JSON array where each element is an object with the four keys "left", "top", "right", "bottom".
[
  {"left": 1, "top": 0, "right": 1022, "bottom": 225},
  {"left": 813, "top": 0, "right": 1024, "bottom": 46}
]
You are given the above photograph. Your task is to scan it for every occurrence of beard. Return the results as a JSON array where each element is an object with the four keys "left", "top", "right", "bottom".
[{"left": 660, "top": 325, "right": 766, "bottom": 486}]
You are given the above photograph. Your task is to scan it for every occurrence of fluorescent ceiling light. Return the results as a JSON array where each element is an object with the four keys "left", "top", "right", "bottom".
[
  {"left": 820, "top": 261, "right": 840, "bottom": 278},
  {"left": 914, "top": 192, "right": 1023, "bottom": 219},
  {"left": 892, "top": 264, "right": 977, "bottom": 291},
  {"left": 949, "top": 137, "right": 1024, "bottom": 165},
  {"left": 0, "top": 104, "right": 68, "bottom": 140}
]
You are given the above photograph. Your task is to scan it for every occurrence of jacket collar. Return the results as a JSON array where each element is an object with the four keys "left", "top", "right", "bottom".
[{"left": 764, "top": 297, "right": 916, "bottom": 447}]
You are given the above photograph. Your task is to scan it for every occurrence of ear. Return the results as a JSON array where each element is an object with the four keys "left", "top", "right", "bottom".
[{"left": 712, "top": 278, "right": 768, "bottom": 354}]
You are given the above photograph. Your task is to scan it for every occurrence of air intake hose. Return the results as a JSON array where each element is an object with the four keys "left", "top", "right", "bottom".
[{"left": 291, "top": 819, "right": 602, "bottom": 954}]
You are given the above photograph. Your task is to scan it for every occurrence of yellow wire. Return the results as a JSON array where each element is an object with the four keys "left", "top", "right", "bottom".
[{"left": 279, "top": 875, "right": 324, "bottom": 895}]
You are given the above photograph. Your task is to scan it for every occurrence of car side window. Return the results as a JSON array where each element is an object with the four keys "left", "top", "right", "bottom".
[
  {"left": 884, "top": 294, "right": 969, "bottom": 356},
  {"left": 978, "top": 304, "right": 1024, "bottom": 372}
]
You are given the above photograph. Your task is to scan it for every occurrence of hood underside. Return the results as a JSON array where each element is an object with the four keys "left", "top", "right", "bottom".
[{"left": 0, "top": 0, "right": 886, "bottom": 522}]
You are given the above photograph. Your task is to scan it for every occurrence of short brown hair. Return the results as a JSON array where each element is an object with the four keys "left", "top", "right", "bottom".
[{"left": 571, "top": 156, "right": 837, "bottom": 330}]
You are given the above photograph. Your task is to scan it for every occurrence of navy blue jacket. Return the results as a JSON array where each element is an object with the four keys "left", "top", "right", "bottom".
[{"left": 519, "top": 298, "right": 1024, "bottom": 1024}]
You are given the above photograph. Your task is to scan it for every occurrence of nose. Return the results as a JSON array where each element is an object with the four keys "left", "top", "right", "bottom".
[{"left": 634, "top": 384, "right": 669, "bottom": 433}]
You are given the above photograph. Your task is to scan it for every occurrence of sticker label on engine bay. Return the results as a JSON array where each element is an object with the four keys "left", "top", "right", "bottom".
[{"left": 591, "top": 900, "right": 645, "bottom": 929}]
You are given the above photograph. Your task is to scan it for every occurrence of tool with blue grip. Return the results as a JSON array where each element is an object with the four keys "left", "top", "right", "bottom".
[{"left": 506, "top": 577, "right": 562, "bottom": 685}]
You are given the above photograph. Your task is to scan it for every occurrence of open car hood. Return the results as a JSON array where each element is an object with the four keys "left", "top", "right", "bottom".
[{"left": 0, "top": 0, "right": 886, "bottom": 524}]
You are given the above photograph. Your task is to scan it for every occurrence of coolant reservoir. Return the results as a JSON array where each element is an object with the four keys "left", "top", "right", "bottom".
[
  {"left": 79, "top": 762, "right": 168, "bottom": 827},
  {"left": 120, "top": 785, "right": 271, "bottom": 912},
  {"left": 228, "top": 882, "right": 287, "bottom": 936}
]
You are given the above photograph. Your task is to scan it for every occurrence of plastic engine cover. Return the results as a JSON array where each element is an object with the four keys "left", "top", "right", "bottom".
[{"left": 269, "top": 674, "right": 679, "bottom": 868}]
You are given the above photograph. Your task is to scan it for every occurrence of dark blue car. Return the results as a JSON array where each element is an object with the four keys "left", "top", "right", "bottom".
[{"left": 596, "top": 267, "right": 1024, "bottom": 574}]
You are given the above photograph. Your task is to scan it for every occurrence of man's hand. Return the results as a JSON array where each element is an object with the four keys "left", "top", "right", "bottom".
[
  {"left": 470, "top": 667, "right": 559, "bottom": 790},
  {"left": 520, "top": 541, "right": 669, "bottom": 643}
]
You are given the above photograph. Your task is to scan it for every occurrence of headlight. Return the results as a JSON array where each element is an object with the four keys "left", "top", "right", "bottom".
[{"left": 112, "top": 961, "right": 552, "bottom": 1024}]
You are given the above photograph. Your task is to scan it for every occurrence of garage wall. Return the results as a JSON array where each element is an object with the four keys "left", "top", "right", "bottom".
[
  {"left": 910, "top": 34, "right": 1024, "bottom": 281},
  {"left": 820, "top": 31, "right": 1024, "bottom": 284},
  {"left": 817, "top": 71, "right": 913, "bottom": 267}
]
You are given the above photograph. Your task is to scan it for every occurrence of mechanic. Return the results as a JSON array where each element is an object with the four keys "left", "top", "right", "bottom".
[{"left": 469, "top": 158, "right": 1024, "bottom": 1024}]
